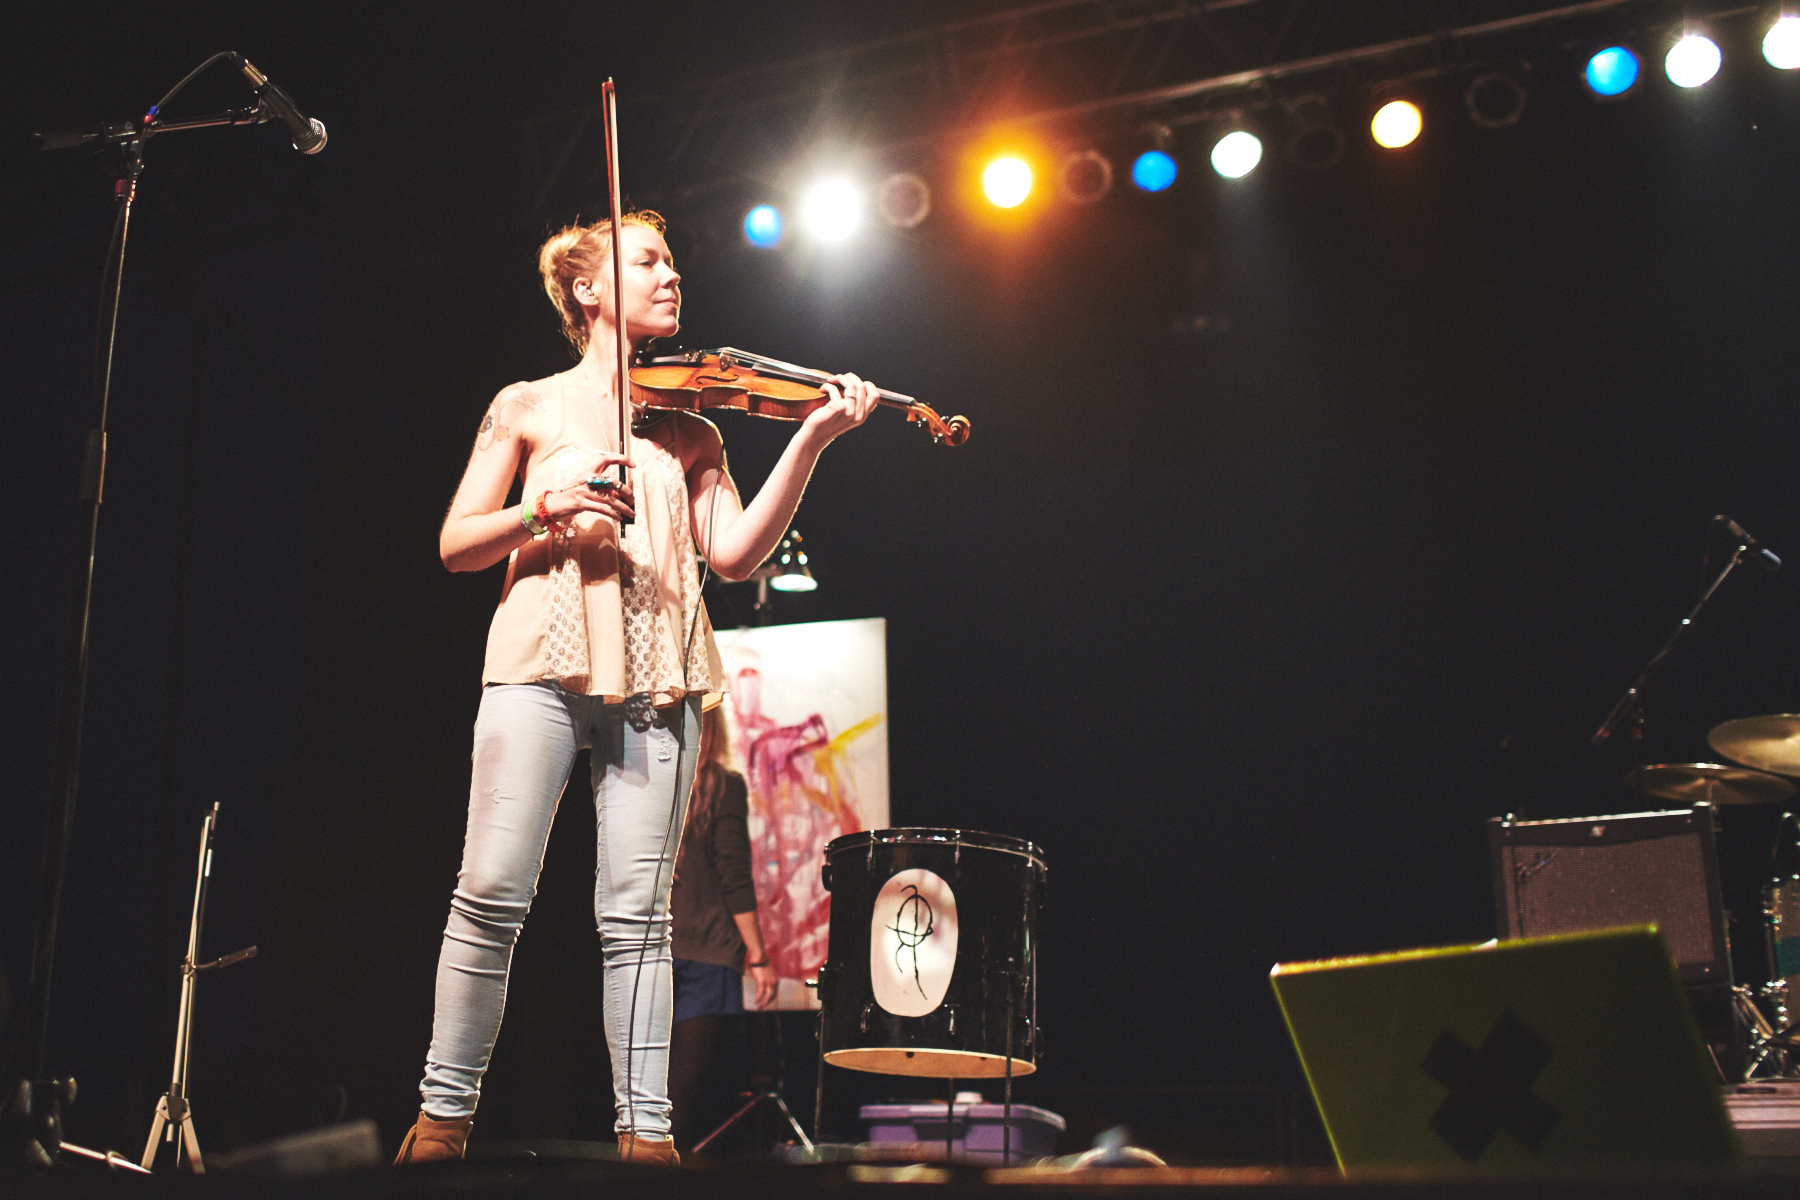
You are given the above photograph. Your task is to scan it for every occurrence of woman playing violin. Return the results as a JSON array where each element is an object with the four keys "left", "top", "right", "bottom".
[{"left": 395, "top": 211, "right": 879, "bottom": 1166}]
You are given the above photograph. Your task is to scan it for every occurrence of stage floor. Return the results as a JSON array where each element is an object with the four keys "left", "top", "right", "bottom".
[{"left": 13, "top": 1157, "right": 1800, "bottom": 1200}]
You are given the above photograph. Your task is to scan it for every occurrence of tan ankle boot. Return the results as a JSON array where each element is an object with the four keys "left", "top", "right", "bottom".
[
  {"left": 618, "top": 1132, "right": 680, "bottom": 1165},
  {"left": 394, "top": 1111, "right": 473, "bottom": 1165}
]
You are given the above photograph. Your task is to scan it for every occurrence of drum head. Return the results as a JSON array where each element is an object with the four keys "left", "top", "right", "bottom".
[{"left": 823, "top": 1047, "right": 1036, "bottom": 1078}]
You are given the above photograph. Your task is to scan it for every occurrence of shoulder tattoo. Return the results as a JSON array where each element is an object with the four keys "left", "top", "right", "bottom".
[{"left": 475, "top": 386, "right": 542, "bottom": 451}]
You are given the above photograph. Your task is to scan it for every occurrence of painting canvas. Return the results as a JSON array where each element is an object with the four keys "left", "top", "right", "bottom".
[{"left": 713, "top": 617, "right": 890, "bottom": 1010}]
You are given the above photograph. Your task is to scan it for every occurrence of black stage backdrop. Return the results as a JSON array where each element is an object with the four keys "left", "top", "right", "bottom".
[{"left": 4, "top": 0, "right": 1800, "bottom": 1161}]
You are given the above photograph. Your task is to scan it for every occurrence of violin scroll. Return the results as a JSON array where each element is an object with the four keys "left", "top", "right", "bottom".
[{"left": 907, "top": 404, "right": 971, "bottom": 447}]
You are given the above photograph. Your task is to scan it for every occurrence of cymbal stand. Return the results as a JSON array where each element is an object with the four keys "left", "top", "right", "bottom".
[{"left": 141, "top": 804, "right": 256, "bottom": 1172}]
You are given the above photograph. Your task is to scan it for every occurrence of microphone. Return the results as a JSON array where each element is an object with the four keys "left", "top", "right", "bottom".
[
  {"left": 1720, "top": 515, "right": 1783, "bottom": 572},
  {"left": 233, "top": 55, "right": 327, "bottom": 154}
]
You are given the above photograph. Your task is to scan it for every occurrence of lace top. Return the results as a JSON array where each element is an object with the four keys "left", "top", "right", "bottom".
[{"left": 481, "top": 408, "right": 722, "bottom": 707}]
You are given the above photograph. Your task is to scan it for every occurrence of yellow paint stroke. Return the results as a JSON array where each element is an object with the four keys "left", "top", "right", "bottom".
[
  {"left": 827, "top": 712, "right": 884, "bottom": 756},
  {"left": 798, "top": 712, "right": 884, "bottom": 819}
]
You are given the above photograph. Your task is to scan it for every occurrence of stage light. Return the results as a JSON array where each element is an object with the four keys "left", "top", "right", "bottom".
[
  {"left": 1284, "top": 95, "right": 1344, "bottom": 170},
  {"left": 1371, "top": 99, "right": 1422, "bottom": 148},
  {"left": 742, "top": 204, "right": 783, "bottom": 248},
  {"left": 757, "top": 530, "right": 816, "bottom": 592},
  {"left": 1465, "top": 71, "right": 1528, "bottom": 129},
  {"left": 1765, "top": 17, "right": 1800, "bottom": 70},
  {"left": 1058, "top": 149, "right": 1114, "bottom": 204},
  {"left": 1209, "top": 130, "right": 1262, "bottom": 179},
  {"left": 800, "top": 178, "right": 862, "bottom": 242},
  {"left": 1584, "top": 46, "right": 1641, "bottom": 96},
  {"left": 983, "top": 157, "right": 1033, "bottom": 208},
  {"left": 1131, "top": 150, "right": 1178, "bottom": 192},
  {"left": 1665, "top": 33, "right": 1722, "bottom": 88},
  {"left": 876, "top": 172, "right": 931, "bottom": 229}
]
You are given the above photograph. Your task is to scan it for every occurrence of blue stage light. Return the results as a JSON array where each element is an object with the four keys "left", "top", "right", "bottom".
[
  {"left": 1585, "top": 46, "right": 1641, "bottom": 96},
  {"left": 1131, "top": 150, "right": 1178, "bottom": 192},
  {"left": 743, "top": 205, "right": 783, "bottom": 248}
]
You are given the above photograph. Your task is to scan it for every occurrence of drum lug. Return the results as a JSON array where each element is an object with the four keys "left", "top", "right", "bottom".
[
  {"left": 861, "top": 1003, "right": 874, "bottom": 1034},
  {"left": 946, "top": 1005, "right": 957, "bottom": 1037},
  {"left": 821, "top": 860, "right": 833, "bottom": 892}
]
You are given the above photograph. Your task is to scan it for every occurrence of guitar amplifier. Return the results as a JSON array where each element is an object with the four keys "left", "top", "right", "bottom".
[{"left": 1486, "top": 806, "right": 1730, "bottom": 984}]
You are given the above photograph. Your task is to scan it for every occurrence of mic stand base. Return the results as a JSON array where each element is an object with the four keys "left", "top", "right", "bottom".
[{"left": 141, "top": 1094, "right": 203, "bottom": 1174}]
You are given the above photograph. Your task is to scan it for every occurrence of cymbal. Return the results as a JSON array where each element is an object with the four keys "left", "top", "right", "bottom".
[
  {"left": 1709, "top": 715, "right": 1800, "bottom": 777},
  {"left": 1625, "top": 762, "right": 1797, "bottom": 806}
]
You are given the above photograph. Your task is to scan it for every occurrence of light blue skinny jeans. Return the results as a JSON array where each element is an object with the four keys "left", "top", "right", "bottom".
[{"left": 418, "top": 682, "right": 701, "bottom": 1137}]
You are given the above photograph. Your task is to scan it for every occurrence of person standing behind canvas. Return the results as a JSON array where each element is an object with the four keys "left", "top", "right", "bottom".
[{"left": 667, "top": 705, "right": 778, "bottom": 1150}]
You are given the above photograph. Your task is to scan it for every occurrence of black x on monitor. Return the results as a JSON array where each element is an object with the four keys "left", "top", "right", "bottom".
[{"left": 1272, "top": 926, "right": 1738, "bottom": 1172}]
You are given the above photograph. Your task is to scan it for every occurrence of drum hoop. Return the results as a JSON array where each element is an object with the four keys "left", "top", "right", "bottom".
[{"left": 825, "top": 827, "right": 1044, "bottom": 867}]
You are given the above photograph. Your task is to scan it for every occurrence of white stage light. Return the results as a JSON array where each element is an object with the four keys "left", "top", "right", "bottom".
[
  {"left": 800, "top": 178, "right": 863, "bottom": 242},
  {"left": 1209, "top": 130, "right": 1263, "bottom": 179},
  {"left": 1665, "top": 33, "right": 1722, "bottom": 88},
  {"left": 1765, "top": 17, "right": 1800, "bottom": 70}
]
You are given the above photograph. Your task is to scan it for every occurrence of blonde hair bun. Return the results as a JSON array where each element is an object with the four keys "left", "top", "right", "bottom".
[{"left": 537, "top": 210, "right": 668, "bottom": 355}]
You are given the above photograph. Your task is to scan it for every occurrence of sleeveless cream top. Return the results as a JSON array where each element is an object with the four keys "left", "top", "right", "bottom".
[{"left": 481, "top": 407, "right": 723, "bottom": 708}]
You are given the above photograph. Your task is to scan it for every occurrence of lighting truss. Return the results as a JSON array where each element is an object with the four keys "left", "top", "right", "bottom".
[{"left": 523, "top": 0, "right": 1759, "bottom": 215}]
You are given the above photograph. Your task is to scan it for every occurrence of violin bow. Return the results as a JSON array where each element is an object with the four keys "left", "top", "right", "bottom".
[{"left": 601, "top": 78, "right": 633, "bottom": 523}]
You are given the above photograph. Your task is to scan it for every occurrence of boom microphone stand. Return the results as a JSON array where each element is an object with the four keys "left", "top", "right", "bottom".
[
  {"left": 6, "top": 52, "right": 319, "bottom": 1169},
  {"left": 1592, "top": 517, "right": 1778, "bottom": 745}
]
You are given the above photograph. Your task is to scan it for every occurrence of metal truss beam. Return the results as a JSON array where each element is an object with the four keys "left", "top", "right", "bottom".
[{"left": 522, "top": 0, "right": 1752, "bottom": 215}]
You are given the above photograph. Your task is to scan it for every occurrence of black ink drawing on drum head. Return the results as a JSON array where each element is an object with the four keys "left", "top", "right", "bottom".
[{"left": 888, "top": 884, "right": 935, "bottom": 999}]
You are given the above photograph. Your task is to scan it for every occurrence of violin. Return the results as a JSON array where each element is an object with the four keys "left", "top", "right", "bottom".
[
  {"left": 597, "top": 88, "right": 966, "bottom": 451},
  {"left": 631, "top": 347, "right": 971, "bottom": 447}
]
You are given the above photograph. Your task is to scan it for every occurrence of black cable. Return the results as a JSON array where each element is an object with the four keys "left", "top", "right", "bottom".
[
  {"left": 619, "top": 428, "right": 727, "bottom": 1142},
  {"left": 91, "top": 49, "right": 250, "bottom": 423},
  {"left": 148, "top": 51, "right": 242, "bottom": 125},
  {"left": 91, "top": 200, "right": 130, "bottom": 422}
]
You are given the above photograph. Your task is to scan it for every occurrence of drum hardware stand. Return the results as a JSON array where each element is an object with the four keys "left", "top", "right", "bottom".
[
  {"left": 141, "top": 804, "right": 256, "bottom": 1172},
  {"left": 691, "top": 1090, "right": 813, "bottom": 1156},
  {"left": 1004, "top": 984, "right": 1015, "bottom": 1167},
  {"left": 812, "top": 1006, "right": 826, "bottom": 1149},
  {"left": 691, "top": 1012, "right": 813, "bottom": 1158},
  {"left": 1731, "top": 986, "right": 1798, "bottom": 1080}
]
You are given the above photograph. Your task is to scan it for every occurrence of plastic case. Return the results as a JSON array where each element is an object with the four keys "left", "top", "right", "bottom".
[{"left": 860, "top": 1093, "right": 1064, "bottom": 1164}]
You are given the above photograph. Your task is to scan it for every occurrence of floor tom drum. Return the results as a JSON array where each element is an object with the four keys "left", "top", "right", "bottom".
[{"left": 818, "top": 828, "right": 1044, "bottom": 1078}]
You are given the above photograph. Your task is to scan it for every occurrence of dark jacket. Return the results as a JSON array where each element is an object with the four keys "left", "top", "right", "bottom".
[{"left": 671, "top": 765, "right": 758, "bottom": 970}]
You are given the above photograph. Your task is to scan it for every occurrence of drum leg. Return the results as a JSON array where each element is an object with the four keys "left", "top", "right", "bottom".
[
  {"left": 813, "top": 1009, "right": 826, "bottom": 1150},
  {"left": 1004, "top": 992, "right": 1014, "bottom": 1166},
  {"left": 946, "top": 1080, "right": 956, "bottom": 1163}
]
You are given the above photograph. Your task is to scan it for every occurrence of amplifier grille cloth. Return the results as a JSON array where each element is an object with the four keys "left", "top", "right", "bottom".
[{"left": 1503, "top": 834, "right": 1714, "bottom": 967}]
